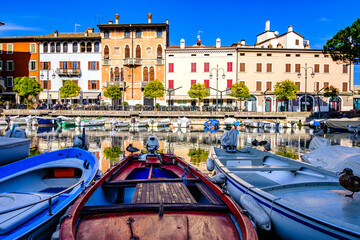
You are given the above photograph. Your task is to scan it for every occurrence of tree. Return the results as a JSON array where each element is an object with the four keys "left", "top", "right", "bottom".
[
  {"left": 59, "top": 80, "right": 81, "bottom": 103},
  {"left": 187, "top": 83, "right": 210, "bottom": 109},
  {"left": 143, "top": 79, "right": 165, "bottom": 107},
  {"left": 323, "top": 18, "right": 360, "bottom": 65},
  {"left": 324, "top": 85, "right": 339, "bottom": 98},
  {"left": 13, "top": 76, "right": 42, "bottom": 109},
  {"left": 274, "top": 79, "right": 298, "bottom": 102},
  {"left": 229, "top": 82, "right": 250, "bottom": 112},
  {"left": 104, "top": 85, "right": 122, "bottom": 110}
]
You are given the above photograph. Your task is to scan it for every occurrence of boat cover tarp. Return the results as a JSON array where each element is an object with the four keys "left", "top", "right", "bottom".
[
  {"left": 221, "top": 129, "right": 237, "bottom": 148},
  {"left": 308, "top": 136, "right": 331, "bottom": 151},
  {"left": 325, "top": 118, "right": 360, "bottom": 130},
  {"left": 302, "top": 145, "right": 360, "bottom": 175}
]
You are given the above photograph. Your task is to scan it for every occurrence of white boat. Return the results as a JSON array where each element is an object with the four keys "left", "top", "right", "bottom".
[
  {"left": 110, "top": 118, "right": 129, "bottom": 128},
  {"left": 244, "top": 119, "right": 264, "bottom": 128},
  {"left": 149, "top": 118, "right": 171, "bottom": 127},
  {"left": 130, "top": 118, "right": 151, "bottom": 128},
  {"left": 172, "top": 117, "right": 191, "bottom": 128},
  {"left": 0, "top": 116, "right": 19, "bottom": 125},
  {"left": 261, "top": 120, "right": 277, "bottom": 128},
  {"left": 75, "top": 117, "right": 106, "bottom": 127},
  {"left": 210, "top": 135, "right": 360, "bottom": 239}
]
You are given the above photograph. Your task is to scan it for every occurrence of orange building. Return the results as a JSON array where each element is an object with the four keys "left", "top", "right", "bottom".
[
  {"left": 0, "top": 37, "right": 39, "bottom": 102},
  {"left": 98, "top": 13, "right": 169, "bottom": 106}
]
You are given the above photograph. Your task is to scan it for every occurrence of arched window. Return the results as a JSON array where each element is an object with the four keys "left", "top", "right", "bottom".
[
  {"left": 121, "top": 68, "right": 124, "bottom": 81},
  {"left": 265, "top": 97, "right": 272, "bottom": 112},
  {"left": 80, "top": 42, "right": 86, "bottom": 52},
  {"left": 136, "top": 45, "right": 141, "bottom": 59},
  {"left": 104, "top": 45, "right": 109, "bottom": 59},
  {"left": 73, "top": 42, "right": 78, "bottom": 52},
  {"left": 329, "top": 97, "right": 341, "bottom": 112},
  {"left": 94, "top": 42, "right": 100, "bottom": 52},
  {"left": 143, "top": 67, "right": 148, "bottom": 81},
  {"left": 157, "top": 45, "right": 162, "bottom": 58},
  {"left": 43, "top": 42, "right": 48, "bottom": 53},
  {"left": 125, "top": 45, "right": 130, "bottom": 58},
  {"left": 56, "top": 42, "right": 61, "bottom": 53},
  {"left": 63, "top": 42, "right": 68, "bottom": 53},
  {"left": 115, "top": 67, "right": 120, "bottom": 81},
  {"left": 150, "top": 67, "right": 154, "bottom": 81},
  {"left": 50, "top": 42, "right": 55, "bottom": 53},
  {"left": 86, "top": 42, "right": 92, "bottom": 52},
  {"left": 110, "top": 68, "right": 114, "bottom": 81}
]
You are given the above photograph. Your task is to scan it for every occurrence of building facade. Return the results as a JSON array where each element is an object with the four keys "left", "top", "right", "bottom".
[
  {"left": 98, "top": 13, "right": 169, "bottom": 106},
  {"left": 38, "top": 29, "right": 101, "bottom": 105}
]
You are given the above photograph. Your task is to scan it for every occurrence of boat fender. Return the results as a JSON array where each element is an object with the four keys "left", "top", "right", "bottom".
[
  {"left": 206, "top": 158, "right": 215, "bottom": 171},
  {"left": 240, "top": 194, "right": 271, "bottom": 231},
  {"left": 211, "top": 173, "right": 226, "bottom": 185}
]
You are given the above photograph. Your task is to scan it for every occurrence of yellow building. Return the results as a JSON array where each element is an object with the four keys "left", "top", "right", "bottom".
[{"left": 98, "top": 13, "right": 169, "bottom": 106}]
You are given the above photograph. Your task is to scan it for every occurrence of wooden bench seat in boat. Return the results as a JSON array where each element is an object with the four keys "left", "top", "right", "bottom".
[
  {"left": 195, "top": 183, "right": 223, "bottom": 205},
  {"left": 226, "top": 166, "right": 299, "bottom": 172},
  {"left": 0, "top": 192, "right": 58, "bottom": 234}
]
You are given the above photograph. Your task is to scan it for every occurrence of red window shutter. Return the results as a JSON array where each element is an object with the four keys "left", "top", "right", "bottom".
[
  {"left": 40, "top": 80, "right": 43, "bottom": 88},
  {"left": 96, "top": 61, "right": 99, "bottom": 70},
  {"left": 227, "top": 62, "right": 233, "bottom": 72},
  {"left": 204, "top": 79, "right": 209, "bottom": 88},
  {"left": 88, "top": 62, "right": 91, "bottom": 70},
  {"left": 96, "top": 80, "right": 99, "bottom": 90},
  {"left": 191, "top": 63, "right": 196, "bottom": 72},
  {"left": 78, "top": 61, "right": 80, "bottom": 69},
  {"left": 48, "top": 80, "right": 51, "bottom": 90},
  {"left": 191, "top": 80, "right": 196, "bottom": 86},
  {"left": 60, "top": 61, "right": 63, "bottom": 69},
  {"left": 204, "top": 62, "right": 209, "bottom": 72},
  {"left": 49, "top": 62, "right": 51, "bottom": 70},
  {"left": 69, "top": 61, "right": 73, "bottom": 69},
  {"left": 227, "top": 79, "right": 232, "bottom": 89},
  {"left": 169, "top": 63, "right": 174, "bottom": 72},
  {"left": 168, "top": 80, "right": 174, "bottom": 89},
  {"left": 88, "top": 80, "right": 91, "bottom": 90},
  {"left": 40, "top": 62, "right": 43, "bottom": 70}
]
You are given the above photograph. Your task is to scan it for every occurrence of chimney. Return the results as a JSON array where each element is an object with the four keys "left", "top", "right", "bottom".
[
  {"left": 288, "top": 25, "right": 293, "bottom": 32},
  {"left": 54, "top": 30, "right": 58, "bottom": 37},
  {"left": 115, "top": 14, "right": 119, "bottom": 24},
  {"left": 265, "top": 20, "right": 270, "bottom": 31},
  {"left": 216, "top": 38, "right": 221, "bottom": 48},
  {"left": 87, "top": 28, "right": 94, "bottom": 33},
  {"left": 180, "top": 39, "right": 185, "bottom": 49},
  {"left": 166, "top": 19, "right": 169, "bottom": 25},
  {"left": 241, "top": 39, "right": 245, "bottom": 46},
  {"left": 237, "top": 41, "right": 241, "bottom": 47},
  {"left": 85, "top": 30, "right": 88, "bottom": 37},
  {"left": 148, "top": 12, "right": 152, "bottom": 23},
  {"left": 109, "top": 20, "right": 113, "bottom": 24}
]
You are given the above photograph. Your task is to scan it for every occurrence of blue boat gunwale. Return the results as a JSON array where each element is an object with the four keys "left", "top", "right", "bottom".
[{"left": 211, "top": 147, "right": 360, "bottom": 239}]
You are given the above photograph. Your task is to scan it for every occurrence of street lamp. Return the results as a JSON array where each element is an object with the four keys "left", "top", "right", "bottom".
[
  {"left": 40, "top": 69, "right": 56, "bottom": 109},
  {"left": 166, "top": 86, "right": 182, "bottom": 107},
  {"left": 297, "top": 63, "right": 315, "bottom": 112},
  {"left": 209, "top": 87, "right": 227, "bottom": 110},
  {"left": 209, "top": 65, "right": 225, "bottom": 111}
]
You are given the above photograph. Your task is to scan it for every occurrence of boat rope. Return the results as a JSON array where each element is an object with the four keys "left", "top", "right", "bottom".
[
  {"left": 181, "top": 164, "right": 190, "bottom": 186},
  {"left": 269, "top": 197, "right": 281, "bottom": 219}
]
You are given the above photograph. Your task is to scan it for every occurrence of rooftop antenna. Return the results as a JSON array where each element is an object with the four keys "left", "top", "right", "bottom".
[
  {"left": 75, "top": 23, "right": 81, "bottom": 33},
  {"left": 95, "top": 12, "right": 104, "bottom": 24},
  {"left": 196, "top": 30, "right": 203, "bottom": 46}
]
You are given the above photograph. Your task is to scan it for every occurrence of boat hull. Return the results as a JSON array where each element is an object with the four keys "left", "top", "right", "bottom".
[
  {"left": 0, "top": 137, "right": 31, "bottom": 165},
  {"left": 37, "top": 118, "right": 57, "bottom": 126}
]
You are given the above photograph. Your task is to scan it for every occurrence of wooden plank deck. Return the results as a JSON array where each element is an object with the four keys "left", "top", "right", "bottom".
[
  {"left": 195, "top": 183, "right": 223, "bottom": 205},
  {"left": 132, "top": 182, "right": 196, "bottom": 204}
]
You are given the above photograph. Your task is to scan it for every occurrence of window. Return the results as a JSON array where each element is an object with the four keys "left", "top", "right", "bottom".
[
  {"left": 29, "top": 61, "right": 37, "bottom": 71},
  {"left": 30, "top": 43, "right": 36, "bottom": 54},
  {"left": 256, "top": 63, "right": 262, "bottom": 72},
  {"left": 104, "top": 45, "right": 110, "bottom": 59},
  {"left": 256, "top": 81, "right": 262, "bottom": 91},
  {"left": 324, "top": 64, "right": 329, "bottom": 73},
  {"left": 157, "top": 30, "right": 162, "bottom": 37},
  {"left": 267, "top": 53, "right": 272, "bottom": 57},
  {"left": 86, "top": 42, "right": 92, "bottom": 52},
  {"left": 343, "top": 65, "right": 348, "bottom": 73},
  {"left": 115, "top": 67, "right": 119, "bottom": 81},
  {"left": 324, "top": 82, "right": 329, "bottom": 90},
  {"left": 227, "top": 62, "right": 233, "bottom": 72},
  {"left": 227, "top": 79, "right": 233, "bottom": 89},
  {"left": 168, "top": 80, "right": 174, "bottom": 89},
  {"left": 136, "top": 45, "right": 141, "bottom": 58},
  {"left": 295, "top": 82, "right": 300, "bottom": 91},
  {"left": 114, "top": 47, "right": 120, "bottom": 55},
  {"left": 60, "top": 61, "right": 68, "bottom": 69},
  {"left": 0, "top": 44, "right": 2, "bottom": 54},
  {"left": 56, "top": 42, "right": 61, "bottom": 53},
  {"left": 136, "top": 30, "right": 141, "bottom": 38},
  {"left": 63, "top": 42, "right": 68, "bottom": 53},
  {"left": 204, "top": 99, "right": 209, "bottom": 106},
  {"left": 240, "top": 63, "right": 245, "bottom": 72},
  {"left": 314, "top": 54, "right": 319, "bottom": 57},
  {"left": 104, "top": 31, "right": 109, "bottom": 38},
  {"left": 150, "top": 67, "right": 154, "bottom": 81},
  {"left": 42, "top": 61, "right": 50, "bottom": 70},
  {"left": 204, "top": 54, "right": 210, "bottom": 57},
  {"left": 295, "top": 64, "right": 300, "bottom": 73},
  {"left": 88, "top": 80, "right": 98, "bottom": 90},
  {"left": 240, "top": 53, "right": 245, "bottom": 56},
  {"left": 204, "top": 62, "right": 209, "bottom": 72},
  {"left": 125, "top": 45, "right": 130, "bottom": 58},
  {"left": 80, "top": 42, "right": 86, "bottom": 52},
  {"left": 73, "top": 42, "right": 78, "bottom": 52},
  {"left": 168, "top": 63, "right": 174, "bottom": 73},
  {"left": 342, "top": 82, "right": 348, "bottom": 92},
  {"left": 257, "top": 53, "right": 262, "bottom": 56},
  {"left": 314, "top": 64, "right": 320, "bottom": 73},
  {"left": 286, "top": 54, "right": 291, "bottom": 57},
  {"left": 191, "top": 80, "right": 196, "bottom": 86},
  {"left": 6, "top": 60, "right": 14, "bottom": 71},
  {"left": 125, "top": 30, "right": 130, "bottom": 38},
  {"left": 266, "top": 63, "right": 272, "bottom": 72},
  {"left": 72, "top": 61, "right": 79, "bottom": 69},
  {"left": 157, "top": 45, "right": 162, "bottom": 58},
  {"left": 6, "top": 44, "right": 13, "bottom": 54},
  {"left": 191, "top": 63, "right": 196, "bottom": 72},
  {"left": 227, "top": 54, "right": 233, "bottom": 56},
  {"left": 204, "top": 79, "right": 209, "bottom": 88},
  {"left": 5, "top": 77, "right": 13, "bottom": 87},
  {"left": 191, "top": 54, "right": 196, "bottom": 56},
  {"left": 296, "top": 54, "right": 301, "bottom": 57},
  {"left": 266, "top": 81, "right": 272, "bottom": 91},
  {"left": 94, "top": 42, "right": 100, "bottom": 52},
  {"left": 295, "top": 39, "right": 299, "bottom": 45},
  {"left": 314, "top": 82, "right": 319, "bottom": 91},
  {"left": 285, "top": 64, "right": 291, "bottom": 73},
  {"left": 89, "top": 61, "right": 99, "bottom": 70},
  {"left": 42, "top": 80, "right": 50, "bottom": 90},
  {"left": 143, "top": 67, "right": 148, "bottom": 81},
  {"left": 50, "top": 42, "right": 55, "bottom": 52},
  {"left": 324, "top": 55, "right": 329, "bottom": 58}
]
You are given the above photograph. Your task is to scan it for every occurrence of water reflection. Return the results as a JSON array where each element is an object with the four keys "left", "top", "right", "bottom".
[{"left": 2, "top": 125, "right": 359, "bottom": 174}]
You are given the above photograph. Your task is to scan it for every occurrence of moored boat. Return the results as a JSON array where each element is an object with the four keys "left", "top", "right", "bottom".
[
  {"left": 210, "top": 143, "right": 360, "bottom": 239},
  {"left": 36, "top": 117, "right": 57, "bottom": 126},
  {"left": 75, "top": 117, "right": 106, "bottom": 127},
  {"left": 59, "top": 136, "right": 257, "bottom": 240},
  {"left": 0, "top": 147, "right": 98, "bottom": 240},
  {"left": 325, "top": 117, "right": 360, "bottom": 132},
  {"left": 149, "top": 118, "right": 171, "bottom": 128},
  {"left": 172, "top": 117, "right": 191, "bottom": 128}
]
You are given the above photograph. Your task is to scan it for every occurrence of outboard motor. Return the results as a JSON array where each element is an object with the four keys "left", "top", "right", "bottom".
[
  {"left": 146, "top": 136, "right": 159, "bottom": 155},
  {"left": 5, "top": 116, "right": 10, "bottom": 126},
  {"left": 5, "top": 124, "right": 27, "bottom": 138},
  {"left": 73, "top": 128, "right": 89, "bottom": 150}
]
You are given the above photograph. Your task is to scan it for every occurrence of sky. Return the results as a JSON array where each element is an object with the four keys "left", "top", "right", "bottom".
[{"left": 1, "top": 0, "right": 359, "bottom": 83}]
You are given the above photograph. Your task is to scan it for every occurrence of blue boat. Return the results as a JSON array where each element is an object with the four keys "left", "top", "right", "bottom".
[
  {"left": 0, "top": 148, "right": 98, "bottom": 240},
  {"left": 36, "top": 117, "right": 57, "bottom": 126},
  {"left": 204, "top": 119, "right": 220, "bottom": 131}
]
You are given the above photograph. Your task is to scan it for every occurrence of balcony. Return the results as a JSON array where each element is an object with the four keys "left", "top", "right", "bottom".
[
  {"left": 56, "top": 68, "right": 81, "bottom": 76},
  {"left": 124, "top": 58, "right": 141, "bottom": 66},
  {"left": 107, "top": 81, "right": 125, "bottom": 88},
  {"left": 103, "top": 59, "right": 110, "bottom": 66}
]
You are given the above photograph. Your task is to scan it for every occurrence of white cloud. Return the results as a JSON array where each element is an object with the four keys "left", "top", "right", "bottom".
[
  {"left": 0, "top": 23, "right": 41, "bottom": 32},
  {"left": 320, "top": 18, "right": 332, "bottom": 22}
]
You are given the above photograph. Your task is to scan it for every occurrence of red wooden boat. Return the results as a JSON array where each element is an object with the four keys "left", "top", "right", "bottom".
[{"left": 59, "top": 137, "right": 257, "bottom": 240}]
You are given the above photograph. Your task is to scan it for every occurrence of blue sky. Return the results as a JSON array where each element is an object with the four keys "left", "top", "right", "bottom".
[{"left": 1, "top": 0, "right": 359, "bottom": 83}]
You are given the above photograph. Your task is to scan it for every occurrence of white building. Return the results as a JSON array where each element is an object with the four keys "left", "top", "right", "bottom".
[
  {"left": 165, "top": 38, "right": 237, "bottom": 108},
  {"left": 38, "top": 29, "right": 101, "bottom": 105}
]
